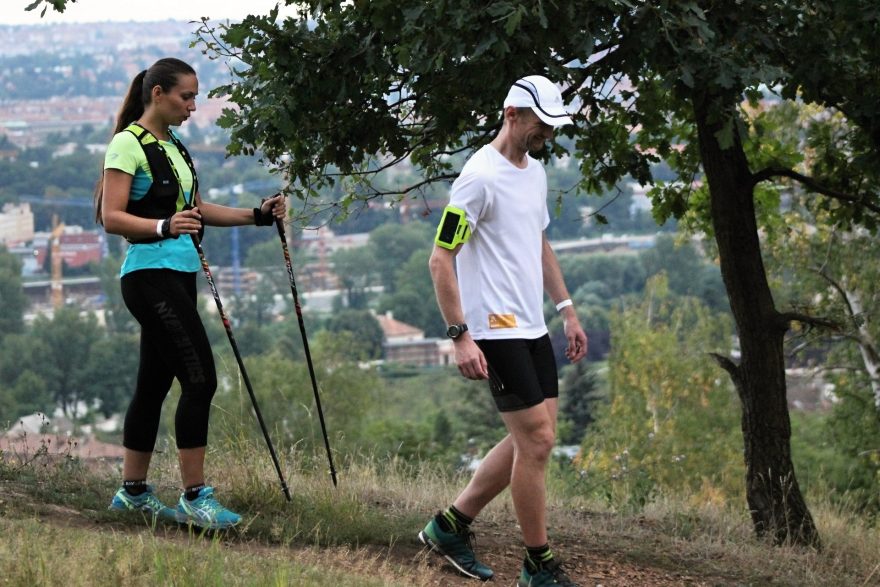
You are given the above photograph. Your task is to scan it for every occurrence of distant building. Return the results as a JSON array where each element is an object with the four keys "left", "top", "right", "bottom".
[
  {"left": 17, "top": 225, "right": 105, "bottom": 307},
  {"left": 214, "top": 267, "right": 263, "bottom": 297},
  {"left": 376, "top": 311, "right": 424, "bottom": 343},
  {"left": 297, "top": 227, "right": 370, "bottom": 290},
  {"left": 59, "top": 230, "right": 104, "bottom": 268},
  {"left": 0, "top": 433, "right": 124, "bottom": 462},
  {"left": 32, "top": 225, "right": 104, "bottom": 270},
  {"left": 0, "top": 433, "right": 125, "bottom": 463},
  {"left": 375, "top": 311, "right": 454, "bottom": 367},
  {"left": 627, "top": 181, "right": 653, "bottom": 216},
  {"left": 0, "top": 202, "right": 35, "bottom": 246},
  {"left": 550, "top": 234, "right": 656, "bottom": 255},
  {"left": 1, "top": 411, "right": 125, "bottom": 467},
  {"left": 51, "top": 142, "right": 77, "bottom": 158}
]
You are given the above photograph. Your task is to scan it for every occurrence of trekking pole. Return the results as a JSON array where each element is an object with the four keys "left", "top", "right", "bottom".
[
  {"left": 191, "top": 234, "right": 292, "bottom": 502},
  {"left": 275, "top": 218, "right": 339, "bottom": 487}
]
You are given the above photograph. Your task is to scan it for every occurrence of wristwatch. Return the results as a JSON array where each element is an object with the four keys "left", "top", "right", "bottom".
[
  {"left": 160, "top": 217, "right": 172, "bottom": 238},
  {"left": 445, "top": 323, "right": 468, "bottom": 340}
]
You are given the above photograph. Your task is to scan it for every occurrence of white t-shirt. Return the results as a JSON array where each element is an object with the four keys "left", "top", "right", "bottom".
[{"left": 450, "top": 144, "right": 550, "bottom": 340}]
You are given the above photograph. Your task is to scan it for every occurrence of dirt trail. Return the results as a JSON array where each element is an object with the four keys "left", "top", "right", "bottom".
[
  {"left": 24, "top": 500, "right": 728, "bottom": 586},
  {"left": 412, "top": 516, "right": 716, "bottom": 587}
]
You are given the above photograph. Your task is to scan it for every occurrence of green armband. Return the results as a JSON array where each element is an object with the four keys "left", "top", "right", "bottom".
[{"left": 434, "top": 205, "right": 471, "bottom": 249}]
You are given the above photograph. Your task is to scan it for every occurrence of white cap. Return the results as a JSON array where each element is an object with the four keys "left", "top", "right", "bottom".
[{"left": 503, "top": 75, "right": 573, "bottom": 126}]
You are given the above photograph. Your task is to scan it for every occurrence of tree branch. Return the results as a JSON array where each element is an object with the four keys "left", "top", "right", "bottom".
[
  {"left": 438, "top": 127, "right": 498, "bottom": 156},
  {"left": 779, "top": 311, "right": 842, "bottom": 331},
  {"left": 364, "top": 173, "right": 459, "bottom": 198},
  {"left": 810, "top": 267, "right": 857, "bottom": 319},
  {"left": 751, "top": 166, "right": 880, "bottom": 214},
  {"left": 709, "top": 352, "right": 739, "bottom": 379}
]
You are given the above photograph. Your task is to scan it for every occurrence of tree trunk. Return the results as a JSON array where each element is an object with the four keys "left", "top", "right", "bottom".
[
  {"left": 692, "top": 92, "right": 821, "bottom": 547},
  {"left": 845, "top": 289, "right": 880, "bottom": 411}
]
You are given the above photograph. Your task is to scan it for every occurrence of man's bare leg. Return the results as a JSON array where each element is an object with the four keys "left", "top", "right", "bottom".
[
  {"left": 453, "top": 434, "right": 514, "bottom": 518},
  {"left": 454, "top": 398, "right": 558, "bottom": 535},
  {"left": 501, "top": 398, "right": 558, "bottom": 546}
]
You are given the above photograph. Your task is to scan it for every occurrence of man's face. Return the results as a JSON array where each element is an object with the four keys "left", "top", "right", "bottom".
[{"left": 515, "top": 108, "right": 554, "bottom": 153}]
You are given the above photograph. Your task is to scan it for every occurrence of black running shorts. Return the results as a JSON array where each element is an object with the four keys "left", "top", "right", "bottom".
[{"left": 475, "top": 334, "right": 558, "bottom": 412}]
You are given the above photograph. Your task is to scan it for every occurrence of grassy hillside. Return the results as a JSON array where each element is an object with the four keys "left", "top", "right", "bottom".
[{"left": 1, "top": 441, "right": 878, "bottom": 586}]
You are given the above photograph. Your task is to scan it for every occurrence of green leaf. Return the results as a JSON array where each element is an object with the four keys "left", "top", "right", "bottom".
[
  {"left": 486, "top": 2, "right": 514, "bottom": 18},
  {"left": 716, "top": 69, "right": 735, "bottom": 89},
  {"left": 505, "top": 6, "right": 525, "bottom": 36},
  {"left": 535, "top": 1, "right": 549, "bottom": 29}
]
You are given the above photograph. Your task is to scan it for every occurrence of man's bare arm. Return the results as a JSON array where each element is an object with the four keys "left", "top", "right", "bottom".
[
  {"left": 542, "top": 234, "right": 588, "bottom": 362},
  {"left": 428, "top": 244, "right": 489, "bottom": 379}
]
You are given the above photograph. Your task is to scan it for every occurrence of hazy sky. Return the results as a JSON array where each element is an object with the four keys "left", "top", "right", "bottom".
[{"left": 1, "top": 0, "right": 297, "bottom": 25}]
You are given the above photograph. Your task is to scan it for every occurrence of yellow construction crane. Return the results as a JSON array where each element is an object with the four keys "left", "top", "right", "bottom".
[{"left": 50, "top": 214, "right": 65, "bottom": 309}]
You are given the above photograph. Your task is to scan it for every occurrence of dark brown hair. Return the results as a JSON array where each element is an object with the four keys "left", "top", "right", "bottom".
[{"left": 94, "top": 58, "right": 196, "bottom": 224}]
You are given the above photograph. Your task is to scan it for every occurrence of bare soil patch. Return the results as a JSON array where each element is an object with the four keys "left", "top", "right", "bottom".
[{"left": 15, "top": 494, "right": 737, "bottom": 586}]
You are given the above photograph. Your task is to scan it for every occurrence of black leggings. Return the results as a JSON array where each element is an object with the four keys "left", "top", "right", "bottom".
[{"left": 121, "top": 269, "right": 217, "bottom": 451}]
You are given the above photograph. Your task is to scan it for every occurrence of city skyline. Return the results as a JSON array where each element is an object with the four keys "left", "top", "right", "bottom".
[{"left": 1, "top": 0, "right": 297, "bottom": 25}]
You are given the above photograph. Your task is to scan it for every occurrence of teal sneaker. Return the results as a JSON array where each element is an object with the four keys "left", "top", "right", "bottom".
[
  {"left": 175, "top": 486, "right": 242, "bottom": 530},
  {"left": 418, "top": 515, "right": 493, "bottom": 581},
  {"left": 517, "top": 559, "right": 579, "bottom": 586},
  {"left": 109, "top": 486, "right": 177, "bottom": 521}
]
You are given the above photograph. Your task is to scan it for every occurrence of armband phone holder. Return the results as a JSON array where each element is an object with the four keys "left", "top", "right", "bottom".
[{"left": 434, "top": 205, "right": 471, "bottom": 249}]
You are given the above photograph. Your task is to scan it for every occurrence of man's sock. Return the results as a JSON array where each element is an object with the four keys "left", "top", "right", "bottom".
[
  {"left": 122, "top": 479, "right": 147, "bottom": 496},
  {"left": 185, "top": 483, "right": 206, "bottom": 501},
  {"left": 436, "top": 504, "right": 474, "bottom": 534},
  {"left": 524, "top": 543, "right": 554, "bottom": 572}
]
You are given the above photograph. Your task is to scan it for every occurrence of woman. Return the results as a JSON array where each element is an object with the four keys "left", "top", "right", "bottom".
[{"left": 97, "top": 57, "right": 285, "bottom": 529}]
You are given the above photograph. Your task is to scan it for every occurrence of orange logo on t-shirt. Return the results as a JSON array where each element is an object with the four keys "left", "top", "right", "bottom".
[{"left": 488, "top": 314, "right": 518, "bottom": 329}]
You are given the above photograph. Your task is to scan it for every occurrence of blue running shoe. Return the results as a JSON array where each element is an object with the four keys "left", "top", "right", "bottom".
[
  {"left": 418, "top": 515, "right": 494, "bottom": 581},
  {"left": 109, "top": 486, "right": 177, "bottom": 521},
  {"left": 517, "top": 559, "right": 580, "bottom": 586},
  {"left": 175, "top": 486, "right": 242, "bottom": 530}
]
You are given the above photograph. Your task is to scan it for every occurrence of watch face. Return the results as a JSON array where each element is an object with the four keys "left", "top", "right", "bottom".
[{"left": 446, "top": 324, "right": 466, "bottom": 339}]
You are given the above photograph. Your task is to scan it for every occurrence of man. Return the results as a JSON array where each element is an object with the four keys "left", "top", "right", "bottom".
[{"left": 419, "top": 75, "right": 587, "bottom": 587}]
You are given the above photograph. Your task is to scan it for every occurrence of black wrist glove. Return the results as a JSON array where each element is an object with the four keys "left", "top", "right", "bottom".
[
  {"left": 182, "top": 204, "right": 204, "bottom": 243},
  {"left": 253, "top": 206, "right": 274, "bottom": 226}
]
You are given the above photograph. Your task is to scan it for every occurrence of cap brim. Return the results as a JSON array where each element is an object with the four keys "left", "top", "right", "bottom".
[{"left": 532, "top": 107, "right": 574, "bottom": 127}]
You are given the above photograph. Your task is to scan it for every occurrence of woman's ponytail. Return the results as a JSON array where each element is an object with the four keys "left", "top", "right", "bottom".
[
  {"left": 94, "top": 70, "right": 147, "bottom": 224},
  {"left": 116, "top": 70, "right": 147, "bottom": 133}
]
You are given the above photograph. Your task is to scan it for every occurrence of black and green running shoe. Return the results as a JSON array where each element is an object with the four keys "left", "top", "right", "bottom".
[
  {"left": 517, "top": 559, "right": 579, "bottom": 586},
  {"left": 418, "top": 515, "right": 494, "bottom": 581}
]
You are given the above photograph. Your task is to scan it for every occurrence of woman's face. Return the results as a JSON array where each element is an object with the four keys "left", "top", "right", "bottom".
[{"left": 154, "top": 73, "right": 198, "bottom": 126}]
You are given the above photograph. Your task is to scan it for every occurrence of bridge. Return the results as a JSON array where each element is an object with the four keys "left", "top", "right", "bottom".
[{"left": 551, "top": 234, "right": 656, "bottom": 255}]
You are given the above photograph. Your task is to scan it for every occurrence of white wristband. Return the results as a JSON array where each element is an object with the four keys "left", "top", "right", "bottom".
[
  {"left": 555, "top": 299, "right": 573, "bottom": 312},
  {"left": 156, "top": 219, "right": 164, "bottom": 237}
]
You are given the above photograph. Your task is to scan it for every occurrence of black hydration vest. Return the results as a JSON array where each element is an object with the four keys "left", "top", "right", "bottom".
[{"left": 124, "top": 123, "right": 200, "bottom": 244}]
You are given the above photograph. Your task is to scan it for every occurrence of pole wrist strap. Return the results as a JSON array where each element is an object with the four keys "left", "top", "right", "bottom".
[{"left": 254, "top": 207, "right": 274, "bottom": 226}]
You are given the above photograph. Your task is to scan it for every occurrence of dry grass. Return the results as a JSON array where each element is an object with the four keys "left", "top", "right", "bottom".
[
  {"left": 1, "top": 441, "right": 879, "bottom": 586},
  {"left": 0, "top": 516, "right": 436, "bottom": 586}
]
